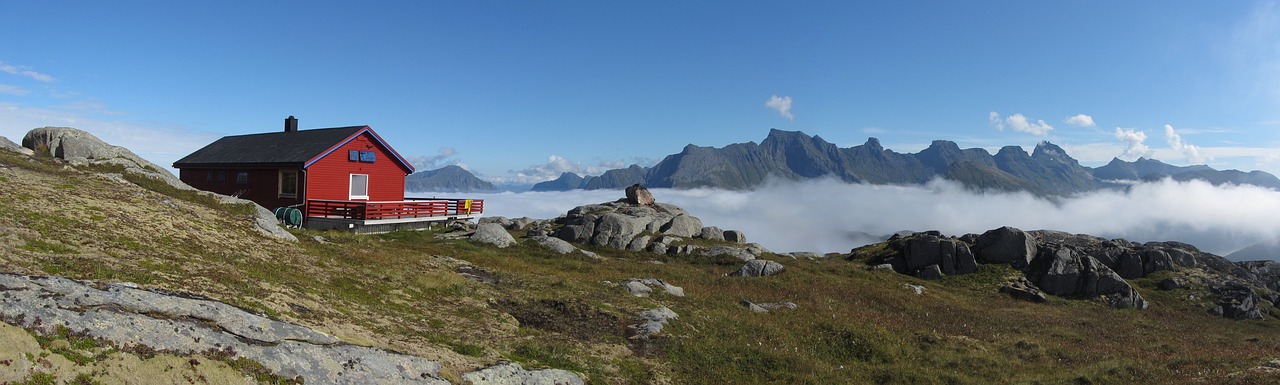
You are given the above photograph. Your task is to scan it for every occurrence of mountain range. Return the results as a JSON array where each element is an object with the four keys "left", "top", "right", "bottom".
[{"left": 431, "top": 129, "right": 1280, "bottom": 194}]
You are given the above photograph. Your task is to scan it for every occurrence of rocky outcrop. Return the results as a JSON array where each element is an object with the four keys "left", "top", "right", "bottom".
[
  {"left": 1209, "top": 281, "right": 1264, "bottom": 320},
  {"left": 730, "top": 259, "right": 784, "bottom": 277},
  {"left": 461, "top": 361, "right": 583, "bottom": 385},
  {"left": 867, "top": 228, "right": 1153, "bottom": 309},
  {"left": 472, "top": 223, "right": 516, "bottom": 248},
  {"left": 1238, "top": 260, "right": 1280, "bottom": 293},
  {"left": 897, "top": 233, "right": 976, "bottom": 278},
  {"left": 550, "top": 199, "right": 752, "bottom": 257},
  {"left": 0, "top": 273, "right": 447, "bottom": 384},
  {"left": 1024, "top": 244, "right": 1148, "bottom": 309}
]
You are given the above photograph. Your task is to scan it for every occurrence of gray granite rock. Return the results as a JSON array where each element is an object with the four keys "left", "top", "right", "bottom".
[
  {"left": 0, "top": 135, "right": 31, "bottom": 155},
  {"left": 621, "top": 278, "right": 684, "bottom": 297},
  {"left": 730, "top": 259, "right": 784, "bottom": 277},
  {"left": 0, "top": 273, "right": 447, "bottom": 384},
  {"left": 531, "top": 235, "right": 579, "bottom": 254},
  {"left": 629, "top": 307, "right": 678, "bottom": 339},
  {"left": 472, "top": 223, "right": 516, "bottom": 248},
  {"left": 462, "top": 361, "right": 584, "bottom": 385}
]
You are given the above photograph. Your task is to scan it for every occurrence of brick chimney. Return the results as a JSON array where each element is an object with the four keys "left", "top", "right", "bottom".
[{"left": 285, "top": 116, "right": 298, "bottom": 133}]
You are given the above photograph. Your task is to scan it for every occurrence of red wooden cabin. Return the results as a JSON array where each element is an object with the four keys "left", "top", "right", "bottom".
[{"left": 173, "top": 117, "right": 482, "bottom": 232}]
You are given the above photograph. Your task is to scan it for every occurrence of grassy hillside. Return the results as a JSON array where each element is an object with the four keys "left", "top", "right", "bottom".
[{"left": 1, "top": 148, "right": 1279, "bottom": 384}]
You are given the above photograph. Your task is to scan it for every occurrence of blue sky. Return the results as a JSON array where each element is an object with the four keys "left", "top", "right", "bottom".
[{"left": 2, "top": 1, "right": 1279, "bottom": 185}]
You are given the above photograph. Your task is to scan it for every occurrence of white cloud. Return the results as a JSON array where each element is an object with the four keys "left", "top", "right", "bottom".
[
  {"left": 0, "top": 63, "right": 55, "bottom": 82},
  {"left": 0, "top": 84, "right": 28, "bottom": 96},
  {"left": 989, "top": 111, "right": 1053, "bottom": 136},
  {"left": 1113, "top": 127, "right": 1153, "bottom": 160},
  {"left": 490, "top": 155, "right": 640, "bottom": 185},
  {"left": 988, "top": 112, "right": 1004, "bottom": 130},
  {"left": 1164, "top": 124, "right": 1209, "bottom": 163},
  {"left": 470, "top": 177, "right": 1280, "bottom": 256},
  {"left": 406, "top": 147, "right": 459, "bottom": 171},
  {"left": 765, "top": 95, "right": 794, "bottom": 121},
  {"left": 1065, "top": 114, "right": 1096, "bottom": 127}
]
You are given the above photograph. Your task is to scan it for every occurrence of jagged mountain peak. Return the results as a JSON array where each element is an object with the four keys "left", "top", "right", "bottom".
[
  {"left": 864, "top": 137, "right": 883, "bottom": 150},
  {"left": 1032, "top": 140, "right": 1065, "bottom": 155}
]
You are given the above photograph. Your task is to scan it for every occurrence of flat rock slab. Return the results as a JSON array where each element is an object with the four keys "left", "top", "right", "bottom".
[
  {"left": 462, "top": 361, "right": 584, "bottom": 385},
  {"left": 0, "top": 273, "right": 447, "bottom": 384}
]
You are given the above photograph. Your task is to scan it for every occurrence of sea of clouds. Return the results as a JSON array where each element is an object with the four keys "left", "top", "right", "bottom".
[{"left": 416, "top": 178, "right": 1280, "bottom": 258}]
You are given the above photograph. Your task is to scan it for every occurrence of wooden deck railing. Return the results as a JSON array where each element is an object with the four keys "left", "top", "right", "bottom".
[{"left": 306, "top": 198, "right": 484, "bottom": 221}]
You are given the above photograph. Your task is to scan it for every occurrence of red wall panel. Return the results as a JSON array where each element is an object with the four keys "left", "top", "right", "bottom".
[{"left": 304, "top": 132, "right": 408, "bottom": 202}]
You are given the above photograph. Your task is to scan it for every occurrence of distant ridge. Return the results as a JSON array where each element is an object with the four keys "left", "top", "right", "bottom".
[
  {"left": 534, "top": 129, "right": 1280, "bottom": 194},
  {"left": 405, "top": 165, "right": 497, "bottom": 193}
]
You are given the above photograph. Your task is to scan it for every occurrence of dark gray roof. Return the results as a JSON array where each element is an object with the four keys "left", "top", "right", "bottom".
[{"left": 173, "top": 126, "right": 365, "bottom": 168}]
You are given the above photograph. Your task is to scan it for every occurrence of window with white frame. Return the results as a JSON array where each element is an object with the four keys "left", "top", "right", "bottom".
[
  {"left": 279, "top": 170, "right": 298, "bottom": 197},
  {"left": 349, "top": 174, "right": 369, "bottom": 200}
]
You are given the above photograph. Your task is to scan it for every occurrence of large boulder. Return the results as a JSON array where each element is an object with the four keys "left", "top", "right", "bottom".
[
  {"left": 724, "top": 230, "right": 748, "bottom": 244},
  {"left": 899, "top": 235, "right": 977, "bottom": 276},
  {"left": 660, "top": 214, "right": 704, "bottom": 237},
  {"left": 591, "top": 212, "right": 652, "bottom": 249},
  {"left": 624, "top": 184, "right": 655, "bottom": 205},
  {"left": 972, "top": 226, "right": 1038, "bottom": 269},
  {"left": 698, "top": 226, "right": 725, "bottom": 241},
  {"left": 472, "top": 223, "right": 516, "bottom": 248}
]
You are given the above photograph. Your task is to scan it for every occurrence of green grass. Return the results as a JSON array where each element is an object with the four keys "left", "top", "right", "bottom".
[
  {"left": 15, "top": 372, "right": 58, "bottom": 385},
  {"left": 31, "top": 324, "right": 114, "bottom": 366},
  {"left": 21, "top": 239, "right": 77, "bottom": 254}
]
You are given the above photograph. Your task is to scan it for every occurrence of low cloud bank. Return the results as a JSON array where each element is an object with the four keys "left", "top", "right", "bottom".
[{"left": 438, "top": 178, "right": 1280, "bottom": 257}]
